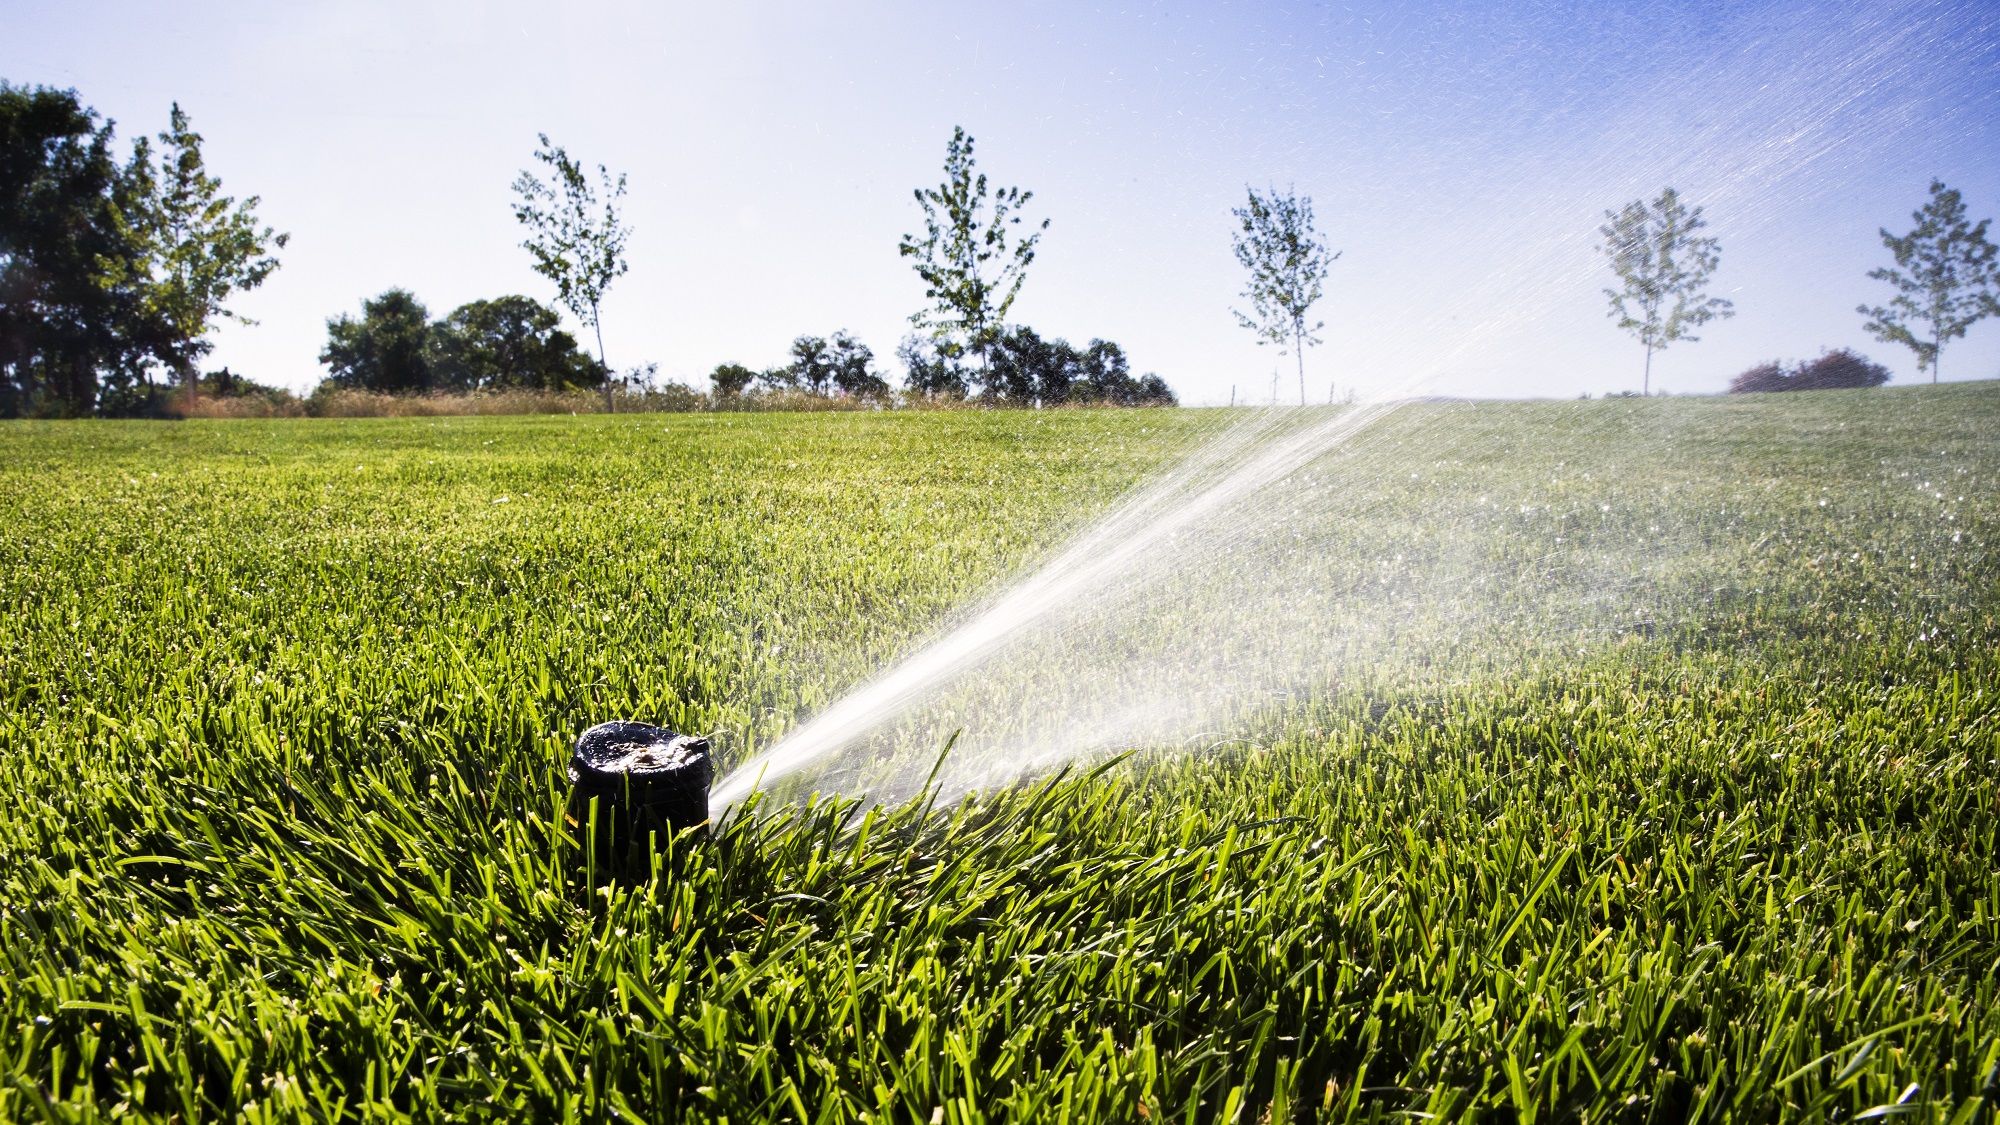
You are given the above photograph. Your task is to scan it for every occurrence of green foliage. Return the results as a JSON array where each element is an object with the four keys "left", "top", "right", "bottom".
[
  {"left": 4, "top": 389, "right": 1993, "bottom": 1118},
  {"left": 428, "top": 295, "right": 606, "bottom": 392},
  {"left": 1858, "top": 179, "right": 2000, "bottom": 383},
  {"left": 898, "top": 334, "right": 968, "bottom": 400},
  {"left": 0, "top": 83, "right": 149, "bottom": 417},
  {"left": 1231, "top": 185, "right": 1338, "bottom": 405},
  {"left": 0, "top": 87, "right": 282, "bottom": 417},
  {"left": 319, "top": 291, "right": 600, "bottom": 394},
  {"left": 709, "top": 362, "right": 757, "bottom": 398},
  {"left": 511, "top": 134, "right": 629, "bottom": 377},
  {"left": 1600, "top": 187, "right": 1736, "bottom": 394},
  {"left": 107, "top": 103, "right": 288, "bottom": 396},
  {"left": 783, "top": 331, "right": 886, "bottom": 400},
  {"left": 899, "top": 127, "right": 1048, "bottom": 372},
  {"left": 318, "top": 288, "right": 433, "bottom": 392},
  {"left": 985, "top": 328, "right": 1177, "bottom": 406}
]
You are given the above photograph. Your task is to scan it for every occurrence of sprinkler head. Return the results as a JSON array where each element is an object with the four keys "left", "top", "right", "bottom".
[{"left": 569, "top": 721, "right": 713, "bottom": 869}]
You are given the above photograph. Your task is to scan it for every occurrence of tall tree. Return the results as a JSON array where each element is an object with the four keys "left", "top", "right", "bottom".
[
  {"left": 511, "top": 134, "right": 629, "bottom": 407},
  {"left": 110, "top": 103, "right": 288, "bottom": 406},
  {"left": 1599, "top": 187, "right": 1734, "bottom": 395},
  {"left": 898, "top": 126, "right": 1047, "bottom": 377},
  {"left": 1858, "top": 179, "right": 2000, "bottom": 383},
  {"left": 319, "top": 289, "right": 433, "bottom": 392},
  {"left": 1230, "top": 186, "right": 1337, "bottom": 406},
  {"left": 0, "top": 83, "right": 150, "bottom": 416}
]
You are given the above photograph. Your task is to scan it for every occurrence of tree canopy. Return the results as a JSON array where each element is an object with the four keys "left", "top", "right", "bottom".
[
  {"left": 429, "top": 295, "right": 604, "bottom": 391},
  {"left": 0, "top": 85, "right": 284, "bottom": 417},
  {"left": 320, "top": 290, "right": 603, "bottom": 393}
]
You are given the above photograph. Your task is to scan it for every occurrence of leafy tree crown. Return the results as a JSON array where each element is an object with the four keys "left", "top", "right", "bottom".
[{"left": 1599, "top": 186, "right": 1735, "bottom": 353}]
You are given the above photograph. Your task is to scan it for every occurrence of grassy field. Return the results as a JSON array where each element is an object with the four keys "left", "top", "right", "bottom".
[{"left": 1, "top": 386, "right": 1996, "bottom": 1122}]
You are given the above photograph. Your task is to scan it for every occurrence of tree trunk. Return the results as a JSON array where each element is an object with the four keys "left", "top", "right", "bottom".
[
  {"left": 1295, "top": 324, "right": 1306, "bottom": 407},
  {"left": 593, "top": 306, "right": 613, "bottom": 414},
  {"left": 1933, "top": 328, "right": 1940, "bottom": 384},
  {"left": 1642, "top": 344, "right": 1654, "bottom": 396}
]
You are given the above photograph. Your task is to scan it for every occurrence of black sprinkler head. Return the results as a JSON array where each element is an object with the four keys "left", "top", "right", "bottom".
[{"left": 569, "top": 721, "right": 713, "bottom": 870}]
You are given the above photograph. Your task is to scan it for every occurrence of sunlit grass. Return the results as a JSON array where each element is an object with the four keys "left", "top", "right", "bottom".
[{"left": 1, "top": 386, "right": 1996, "bottom": 1121}]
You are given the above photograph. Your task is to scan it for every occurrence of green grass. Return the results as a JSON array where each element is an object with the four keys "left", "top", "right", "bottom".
[{"left": 1, "top": 387, "right": 1996, "bottom": 1122}]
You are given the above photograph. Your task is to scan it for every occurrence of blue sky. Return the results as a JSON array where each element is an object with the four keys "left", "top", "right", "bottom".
[{"left": 7, "top": 0, "right": 1999, "bottom": 402}]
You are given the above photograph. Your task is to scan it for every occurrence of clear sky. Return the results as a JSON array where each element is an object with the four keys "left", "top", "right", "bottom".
[{"left": 7, "top": 0, "right": 1999, "bottom": 403}]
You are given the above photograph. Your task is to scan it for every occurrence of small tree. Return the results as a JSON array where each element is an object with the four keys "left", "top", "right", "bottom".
[
  {"left": 827, "top": 332, "right": 888, "bottom": 400},
  {"left": 898, "top": 334, "right": 966, "bottom": 400},
  {"left": 899, "top": 126, "right": 1047, "bottom": 377},
  {"left": 1231, "top": 186, "right": 1337, "bottom": 406},
  {"left": 710, "top": 362, "right": 756, "bottom": 398},
  {"left": 1794, "top": 348, "right": 1892, "bottom": 391},
  {"left": 787, "top": 335, "right": 833, "bottom": 395},
  {"left": 111, "top": 102, "right": 288, "bottom": 407},
  {"left": 1599, "top": 187, "right": 1734, "bottom": 395},
  {"left": 512, "top": 134, "right": 629, "bottom": 408},
  {"left": 1858, "top": 179, "right": 2000, "bottom": 383}
]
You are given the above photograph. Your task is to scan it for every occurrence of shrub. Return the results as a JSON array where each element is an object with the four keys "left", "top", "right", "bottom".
[
  {"left": 1727, "top": 361, "right": 1789, "bottom": 394},
  {"left": 1729, "top": 349, "right": 1892, "bottom": 394},
  {"left": 1793, "top": 348, "right": 1891, "bottom": 391}
]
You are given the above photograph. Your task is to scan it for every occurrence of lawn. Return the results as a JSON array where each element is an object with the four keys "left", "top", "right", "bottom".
[{"left": 1, "top": 386, "right": 1996, "bottom": 1121}]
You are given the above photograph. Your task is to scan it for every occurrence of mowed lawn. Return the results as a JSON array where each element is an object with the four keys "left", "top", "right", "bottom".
[{"left": 1, "top": 387, "right": 1996, "bottom": 1122}]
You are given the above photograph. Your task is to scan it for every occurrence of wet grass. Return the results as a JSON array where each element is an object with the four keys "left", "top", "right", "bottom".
[{"left": 1, "top": 386, "right": 1996, "bottom": 1121}]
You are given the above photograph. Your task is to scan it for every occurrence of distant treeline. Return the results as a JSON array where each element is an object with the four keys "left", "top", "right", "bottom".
[
  {"left": 0, "top": 84, "right": 1176, "bottom": 419},
  {"left": 9, "top": 77, "right": 1996, "bottom": 419}
]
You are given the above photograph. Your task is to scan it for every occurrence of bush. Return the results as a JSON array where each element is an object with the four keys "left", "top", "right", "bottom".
[
  {"left": 1792, "top": 348, "right": 1892, "bottom": 391},
  {"left": 1727, "top": 361, "right": 1789, "bottom": 394},
  {"left": 1729, "top": 349, "right": 1892, "bottom": 394}
]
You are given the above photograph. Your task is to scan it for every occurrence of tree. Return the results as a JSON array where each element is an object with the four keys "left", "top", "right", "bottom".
[
  {"left": 827, "top": 332, "right": 889, "bottom": 400},
  {"left": 428, "top": 295, "right": 603, "bottom": 391},
  {"left": 898, "top": 334, "right": 967, "bottom": 400},
  {"left": 710, "top": 362, "right": 756, "bottom": 398},
  {"left": 110, "top": 103, "right": 287, "bottom": 407},
  {"left": 319, "top": 289, "right": 433, "bottom": 392},
  {"left": 986, "top": 325, "right": 1077, "bottom": 405},
  {"left": 1599, "top": 187, "right": 1735, "bottom": 395},
  {"left": 0, "top": 83, "right": 152, "bottom": 416},
  {"left": 512, "top": 134, "right": 629, "bottom": 407},
  {"left": 787, "top": 334, "right": 834, "bottom": 395},
  {"left": 1231, "top": 186, "right": 1337, "bottom": 406},
  {"left": 899, "top": 126, "right": 1047, "bottom": 377},
  {"left": 1858, "top": 179, "right": 2000, "bottom": 383}
]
